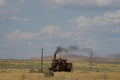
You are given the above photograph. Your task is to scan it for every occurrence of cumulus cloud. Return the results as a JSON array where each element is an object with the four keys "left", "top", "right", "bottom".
[
  {"left": 59, "top": 32, "right": 71, "bottom": 38},
  {"left": 0, "top": 0, "right": 30, "bottom": 24},
  {"left": 5, "top": 10, "right": 120, "bottom": 44},
  {"left": 38, "top": 10, "right": 120, "bottom": 46},
  {"left": 67, "top": 10, "right": 120, "bottom": 54},
  {"left": 6, "top": 30, "right": 40, "bottom": 41},
  {"left": 72, "top": 10, "right": 120, "bottom": 28},
  {"left": 6, "top": 26, "right": 60, "bottom": 42},
  {"left": 3, "top": 9, "right": 120, "bottom": 57},
  {"left": 41, "top": 25, "right": 60, "bottom": 34},
  {"left": 44, "top": 0, "right": 120, "bottom": 10},
  {"left": 9, "top": 16, "right": 31, "bottom": 22},
  {"left": 0, "top": 0, "right": 6, "bottom": 7}
]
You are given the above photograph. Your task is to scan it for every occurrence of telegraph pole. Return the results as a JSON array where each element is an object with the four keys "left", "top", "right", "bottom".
[
  {"left": 90, "top": 52, "right": 93, "bottom": 72},
  {"left": 41, "top": 48, "right": 43, "bottom": 72}
]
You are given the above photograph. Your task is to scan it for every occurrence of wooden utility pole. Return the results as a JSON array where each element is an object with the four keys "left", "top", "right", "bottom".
[
  {"left": 41, "top": 48, "right": 43, "bottom": 72},
  {"left": 90, "top": 52, "right": 93, "bottom": 72}
]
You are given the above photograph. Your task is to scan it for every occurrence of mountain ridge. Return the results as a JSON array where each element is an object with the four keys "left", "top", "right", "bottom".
[{"left": 30, "top": 53, "right": 120, "bottom": 62}]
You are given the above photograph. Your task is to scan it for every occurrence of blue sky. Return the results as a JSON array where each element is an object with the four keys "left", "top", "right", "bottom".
[{"left": 0, "top": 0, "right": 120, "bottom": 59}]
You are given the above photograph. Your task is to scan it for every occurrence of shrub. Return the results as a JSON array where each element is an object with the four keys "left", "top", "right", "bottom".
[
  {"left": 44, "top": 70, "right": 54, "bottom": 77},
  {"left": 21, "top": 74, "right": 26, "bottom": 80}
]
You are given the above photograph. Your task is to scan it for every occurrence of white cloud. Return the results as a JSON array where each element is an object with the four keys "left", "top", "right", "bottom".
[
  {"left": 0, "top": 0, "right": 28, "bottom": 24},
  {"left": 3, "top": 9, "right": 120, "bottom": 57},
  {"left": 9, "top": 16, "right": 31, "bottom": 22},
  {"left": 95, "top": 0, "right": 111, "bottom": 7},
  {"left": 41, "top": 25, "right": 60, "bottom": 34},
  {"left": 72, "top": 10, "right": 120, "bottom": 28},
  {"left": 67, "top": 10, "right": 120, "bottom": 54},
  {"left": 0, "top": 0, "right": 6, "bottom": 7},
  {"left": 59, "top": 32, "right": 71, "bottom": 38},
  {"left": 6, "top": 26, "right": 60, "bottom": 42},
  {"left": 40, "top": 25, "right": 61, "bottom": 39},
  {"left": 6, "top": 30, "right": 40, "bottom": 41},
  {"left": 44, "top": 0, "right": 120, "bottom": 9}
]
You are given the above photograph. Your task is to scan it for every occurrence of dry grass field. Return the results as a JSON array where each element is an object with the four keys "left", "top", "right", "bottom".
[{"left": 0, "top": 59, "right": 120, "bottom": 80}]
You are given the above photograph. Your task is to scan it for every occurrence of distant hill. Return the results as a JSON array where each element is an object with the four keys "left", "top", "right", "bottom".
[
  {"left": 30, "top": 53, "right": 120, "bottom": 62},
  {"left": 107, "top": 53, "right": 120, "bottom": 60},
  {"left": 30, "top": 53, "right": 87, "bottom": 61},
  {"left": 55, "top": 53, "right": 88, "bottom": 61}
]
